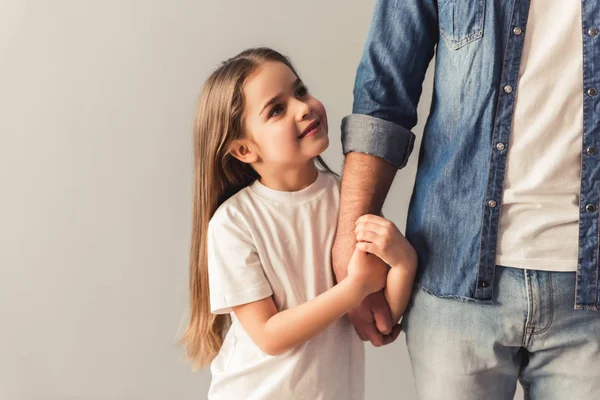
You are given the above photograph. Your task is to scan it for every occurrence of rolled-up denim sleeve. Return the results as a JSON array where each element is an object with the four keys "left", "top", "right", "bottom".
[{"left": 342, "top": 0, "right": 438, "bottom": 169}]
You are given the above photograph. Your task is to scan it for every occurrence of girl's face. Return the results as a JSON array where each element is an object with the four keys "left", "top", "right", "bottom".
[{"left": 240, "top": 61, "right": 329, "bottom": 170}]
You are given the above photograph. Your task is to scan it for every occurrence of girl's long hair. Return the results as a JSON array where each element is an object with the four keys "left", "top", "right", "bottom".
[{"left": 181, "top": 47, "right": 334, "bottom": 368}]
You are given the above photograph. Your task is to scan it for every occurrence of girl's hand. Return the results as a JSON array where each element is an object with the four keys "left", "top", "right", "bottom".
[
  {"left": 346, "top": 248, "right": 387, "bottom": 296},
  {"left": 355, "top": 214, "right": 418, "bottom": 271}
]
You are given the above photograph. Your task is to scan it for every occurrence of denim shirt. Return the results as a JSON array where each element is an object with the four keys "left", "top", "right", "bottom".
[{"left": 342, "top": 0, "right": 600, "bottom": 309}]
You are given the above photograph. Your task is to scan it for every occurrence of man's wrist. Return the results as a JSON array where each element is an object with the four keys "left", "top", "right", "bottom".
[{"left": 332, "top": 238, "right": 355, "bottom": 281}]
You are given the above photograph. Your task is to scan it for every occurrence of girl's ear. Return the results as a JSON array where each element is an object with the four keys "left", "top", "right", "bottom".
[{"left": 229, "top": 139, "right": 259, "bottom": 164}]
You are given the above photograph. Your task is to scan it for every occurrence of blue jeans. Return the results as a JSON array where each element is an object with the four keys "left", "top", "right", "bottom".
[{"left": 403, "top": 266, "right": 600, "bottom": 399}]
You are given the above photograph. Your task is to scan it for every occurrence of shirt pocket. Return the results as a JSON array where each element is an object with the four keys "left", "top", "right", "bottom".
[{"left": 438, "top": 0, "right": 486, "bottom": 50}]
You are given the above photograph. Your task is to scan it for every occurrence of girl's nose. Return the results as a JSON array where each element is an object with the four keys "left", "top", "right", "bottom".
[{"left": 294, "top": 98, "right": 311, "bottom": 121}]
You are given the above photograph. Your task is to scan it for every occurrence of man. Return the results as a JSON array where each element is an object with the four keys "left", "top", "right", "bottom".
[{"left": 333, "top": 1, "right": 600, "bottom": 398}]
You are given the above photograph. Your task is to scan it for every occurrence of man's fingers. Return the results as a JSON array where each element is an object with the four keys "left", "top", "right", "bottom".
[
  {"left": 381, "top": 324, "right": 402, "bottom": 345},
  {"left": 348, "top": 307, "right": 385, "bottom": 346},
  {"left": 348, "top": 292, "right": 395, "bottom": 346},
  {"left": 374, "top": 316, "right": 392, "bottom": 335},
  {"left": 355, "top": 328, "right": 368, "bottom": 341},
  {"left": 372, "top": 301, "right": 393, "bottom": 335},
  {"left": 348, "top": 312, "right": 368, "bottom": 341},
  {"left": 363, "top": 324, "right": 385, "bottom": 347}
]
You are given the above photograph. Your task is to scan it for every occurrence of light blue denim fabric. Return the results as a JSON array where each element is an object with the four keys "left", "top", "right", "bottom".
[
  {"left": 342, "top": 0, "right": 600, "bottom": 309},
  {"left": 402, "top": 266, "right": 600, "bottom": 400}
]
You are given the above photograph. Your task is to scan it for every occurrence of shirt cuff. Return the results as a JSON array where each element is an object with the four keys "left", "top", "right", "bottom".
[
  {"left": 341, "top": 114, "right": 416, "bottom": 169},
  {"left": 210, "top": 282, "right": 273, "bottom": 315}
]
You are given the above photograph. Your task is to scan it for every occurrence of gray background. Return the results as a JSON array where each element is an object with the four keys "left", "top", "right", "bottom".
[{"left": 0, "top": 1, "right": 523, "bottom": 399}]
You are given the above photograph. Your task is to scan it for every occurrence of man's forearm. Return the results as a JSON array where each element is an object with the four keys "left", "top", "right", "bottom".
[{"left": 333, "top": 152, "right": 397, "bottom": 280}]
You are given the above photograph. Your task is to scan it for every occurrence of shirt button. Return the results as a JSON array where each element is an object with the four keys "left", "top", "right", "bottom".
[
  {"left": 496, "top": 143, "right": 506, "bottom": 151},
  {"left": 587, "top": 146, "right": 597, "bottom": 155},
  {"left": 479, "top": 281, "right": 489, "bottom": 288},
  {"left": 589, "top": 27, "right": 598, "bottom": 37},
  {"left": 488, "top": 200, "right": 497, "bottom": 208},
  {"left": 513, "top": 27, "right": 523, "bottom": 36},
  {"left": 503, "top": 85, "right": 514, "bottom": 94},
  {"left": 586, "top": 204, "right": 596, "bottom": 213},
  {"left": 588, "top": 88, "right": 598, "bottom": 96}
]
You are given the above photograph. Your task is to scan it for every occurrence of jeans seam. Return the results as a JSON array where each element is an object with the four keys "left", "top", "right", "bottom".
[
  {"left": 531, "top": 272, "right": 554, "bottom": 336},
  {"left": 522, "top": 270, "right": 533, "bottom": 347},
  {"left": 592, "top": 191, "right": 600, "bottom": 307}
]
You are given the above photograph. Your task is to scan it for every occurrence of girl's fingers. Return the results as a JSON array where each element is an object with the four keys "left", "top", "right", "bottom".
[
  {"left": 355, "top": 241, "right": 376, "bottom": 254},
  {"left": 355, "top": 221, "right": 387, "bottom": 236},
  {"left": 356, "top": 214, "right": 390, "bottom": 227},
  {"left": 356, "top": 230, "right": 382, "bottom": 245},
  {"left": 356, "top": 242, "right": 386, "bottom": 261}
]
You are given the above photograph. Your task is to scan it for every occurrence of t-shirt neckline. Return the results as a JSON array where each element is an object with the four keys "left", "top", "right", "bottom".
[{"left": 249, "top": 170, "right": 329, "bottom": 204}]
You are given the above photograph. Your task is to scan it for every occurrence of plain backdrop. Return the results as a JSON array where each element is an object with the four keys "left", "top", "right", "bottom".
[{"left": 0, "top": 1, "right": 524, "bottom": 399}]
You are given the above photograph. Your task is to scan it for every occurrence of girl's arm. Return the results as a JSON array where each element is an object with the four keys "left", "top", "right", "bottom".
[
  {"left": 384, "top": 266, "right": 416, "bottom": 323},
  {"left": 355, "top": 214, "right": 418, "bottom": 324},
  {"left": 232, "top": 249, "right": 386, "bottom": 356}
]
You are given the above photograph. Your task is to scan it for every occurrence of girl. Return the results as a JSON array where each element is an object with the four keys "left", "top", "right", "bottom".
[{"left": 181, "top": 47, "right": 417, "bottom": 399}]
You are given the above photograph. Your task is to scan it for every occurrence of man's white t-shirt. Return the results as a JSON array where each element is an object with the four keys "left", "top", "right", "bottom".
[
  {"left": 207, "top": 171, "right": 364, "bottom": 400},
  {"left": 496, "top": 1, "right": 583, "bottom": 271}
]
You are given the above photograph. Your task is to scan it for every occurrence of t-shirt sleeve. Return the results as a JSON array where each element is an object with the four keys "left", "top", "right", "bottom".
[{"left": 207, "top": 208, "right": 273, "bottom": 315}]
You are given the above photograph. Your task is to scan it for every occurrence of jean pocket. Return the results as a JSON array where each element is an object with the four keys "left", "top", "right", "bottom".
[{"left": 438, "top": 0, "right": 485, "bottom": 50}]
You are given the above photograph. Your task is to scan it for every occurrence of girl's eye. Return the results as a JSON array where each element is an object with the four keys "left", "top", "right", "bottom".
[
  {"left": 296, "top": 86, "right": 309, "bottom": 97},
  {"left": 268, "top": 104, "right": 284, "bottom": 118}
]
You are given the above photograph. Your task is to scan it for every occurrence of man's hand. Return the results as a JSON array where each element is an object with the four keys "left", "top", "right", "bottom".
[{"left": 349, "top": 290, "right": 402, "bottom": 346}]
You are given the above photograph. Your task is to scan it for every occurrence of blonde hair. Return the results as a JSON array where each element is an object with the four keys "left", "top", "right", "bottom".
[{"left": 181, "top": 47, "right": 333, "bottom": 368}]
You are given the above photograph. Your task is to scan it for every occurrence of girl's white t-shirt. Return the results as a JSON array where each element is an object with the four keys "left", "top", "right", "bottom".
[{"left": 207, "top": 171, "right": 364, "bottom": 400}]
